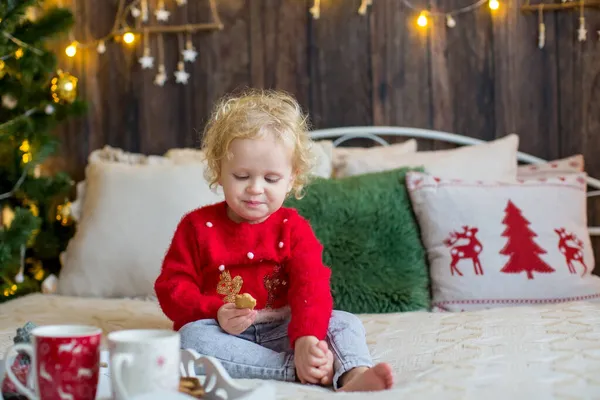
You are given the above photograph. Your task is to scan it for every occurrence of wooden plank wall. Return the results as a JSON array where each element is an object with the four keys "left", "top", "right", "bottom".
[{"left": 53, "top": 0, "right": 600, "bottom": 266}]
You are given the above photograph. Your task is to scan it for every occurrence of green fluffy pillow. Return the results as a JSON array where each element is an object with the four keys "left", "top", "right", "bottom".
[{"left": 284, "top": 167, "right": 430, "bottom": 314}]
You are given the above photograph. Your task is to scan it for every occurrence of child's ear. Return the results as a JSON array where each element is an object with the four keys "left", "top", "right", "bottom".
[
  {"left": 217, "top": 167, "right": 224, "bottom": 186},
  {"left": 287, "top": 173, "right": 297, "bottom": 193}
]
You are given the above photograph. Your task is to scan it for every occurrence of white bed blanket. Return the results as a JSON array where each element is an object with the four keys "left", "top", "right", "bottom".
[{"left": 1, "top": 294, "right": 600, "bottom": 399}]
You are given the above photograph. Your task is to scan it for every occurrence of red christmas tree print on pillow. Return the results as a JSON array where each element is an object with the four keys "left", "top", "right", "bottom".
[
  {"left": 443, "top": 226, "right": 484, "bottom": 276},
  {"left": 499, "top": 200, "right": 555, "bottom": 279},
  {"left": 554, "top": 228, "right": 587, "bottom": 276}
]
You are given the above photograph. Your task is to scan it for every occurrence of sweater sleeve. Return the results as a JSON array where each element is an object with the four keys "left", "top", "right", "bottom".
[
  {"left": 286, "top": 213, "right": 333, "bottom": 348},
  {"left": 154, "top": 214, "right": 224, "bottom": 329}
]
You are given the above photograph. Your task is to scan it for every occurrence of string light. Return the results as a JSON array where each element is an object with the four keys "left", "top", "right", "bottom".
[
  {"left": 51, "top": 71, "right": 78, "bottom": 104},
  {"left": 61, "top": 0, "right": 222, "bottom": 53},
  {"left": 56, "top": 201, "right": 73, "bottom": 226},
  {"left": 401, "top": 0, "right": 492, "bottom": 30},
  {"left": 20, "top": 140, "right": 32, "bottom": 164},
  {"left": 417, "top": 11, "right": 428, "bottom": 27},
  {"left": 19, "top": 140, "right": 30, "bottom": 152},
  {"left": 65, "top": 42, "right": 77, "bottom": 57},
  {"left": 123, "top": 32, "right": 135, "bottom": 44}
]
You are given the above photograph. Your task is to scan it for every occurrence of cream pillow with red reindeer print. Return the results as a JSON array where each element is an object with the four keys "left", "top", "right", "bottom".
[
  {"left": 406, "top": 171, "right": 600, "bottom": 312},
  {"left": 517, "top": 154, "right": 584, "bottom": 179}
]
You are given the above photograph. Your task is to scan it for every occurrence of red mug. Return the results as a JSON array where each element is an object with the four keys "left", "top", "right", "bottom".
[{"left": 3, "top": 324, "right": 102, "bottom": 400}]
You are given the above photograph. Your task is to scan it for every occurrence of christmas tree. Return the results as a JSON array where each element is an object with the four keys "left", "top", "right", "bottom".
[
  {"left": 0, "top": 0, "right": 86, "bottom": 303},
  {"left": 499, "top": 200, "right": 555, "bottom": 280}
]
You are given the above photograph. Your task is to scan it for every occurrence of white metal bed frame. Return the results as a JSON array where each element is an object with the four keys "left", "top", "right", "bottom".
[{"left": 309, "top": 126, "right": 600, "bottom": 237}]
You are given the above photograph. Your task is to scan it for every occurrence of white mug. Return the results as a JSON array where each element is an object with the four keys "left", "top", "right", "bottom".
[{"left": 107, "top": 329, "right": 181, "bottom": 400}]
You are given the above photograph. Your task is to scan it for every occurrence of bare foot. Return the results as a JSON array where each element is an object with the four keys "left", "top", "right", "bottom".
[
  {"left": 316, "top": 341, "right": 334, "bottom": 386},
  {"left": 338, "top": 363, "right": 394, "bottom": 392}
]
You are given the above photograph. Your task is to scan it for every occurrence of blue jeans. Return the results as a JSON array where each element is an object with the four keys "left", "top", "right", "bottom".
[{"left": 179, "top": 310, "right": 373, "bottom": 390}]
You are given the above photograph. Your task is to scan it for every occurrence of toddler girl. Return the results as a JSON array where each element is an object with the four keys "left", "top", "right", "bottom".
[{"left": 154, "top": 89, "right": 393, "bottom": 392}]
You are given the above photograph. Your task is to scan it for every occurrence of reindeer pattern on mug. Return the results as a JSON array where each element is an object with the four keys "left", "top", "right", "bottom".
[
  {"left": 444, "top": 200, "right": 589, "bottom": 279},
  {"left": 36, "top": 335, "right": 101, "bottom": 400}
]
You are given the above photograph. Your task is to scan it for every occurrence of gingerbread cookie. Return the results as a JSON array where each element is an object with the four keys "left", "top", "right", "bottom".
[
  {"left": 235, "top": 293, "right": 257, "bottom": 310},
  {"left": 179, "top": 377, "right": 205, "bottom": 398}
]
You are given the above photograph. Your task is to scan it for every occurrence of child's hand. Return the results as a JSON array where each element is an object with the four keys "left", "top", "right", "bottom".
[
  {"left": 217, "top": 303, "right": 257, "bottom": 335},
  {"left": 294, "top": 336, "right": 332, "bottom": 384}
]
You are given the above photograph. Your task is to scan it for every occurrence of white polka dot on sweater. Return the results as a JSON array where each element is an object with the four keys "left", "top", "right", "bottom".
[
  {"left": 278, "top": 242, "right": 284, "bottom": 248},
  {"left": 283, "top": 219, "right": 288, "bottom": 223},
  {"left": 247, "top": 252, "right": 254, "bottom": 260},
  {"left": 206, "top": 222, "right": 213, "bottom": 228},
  {"left": 218, "top": 265, "right": 225, "bottom": 271}
]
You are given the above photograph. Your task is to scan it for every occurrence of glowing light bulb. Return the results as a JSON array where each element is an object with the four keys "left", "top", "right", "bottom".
[
  {"left": 489, "top": 0, "right": 499, "bottom": 10},
  {"left": 63, "top": 81, "right": 74, "bottom": 92},
  {"left": 65, "top": 42, "right": 77, "bottom": 57},
  {"left": 123, "top": 32, "right": 135, "bottom": 44},
  {"left": 417, "top": 12, "right": 428, "bottom": 27},
  {"left": 19, "top": 140, "right": 30, "bottom": 152}
]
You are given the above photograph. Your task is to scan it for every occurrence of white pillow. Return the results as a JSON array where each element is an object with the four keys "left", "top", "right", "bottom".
[
  {"left": 335, "top": 134, "right": 519, "bottom": 181},
  {"left": 58, "top": 160, "right": 224, "bottom": 298},
  {"left": 59, "top": 139, "right": 333, "bottom": 299},
  {"left": 406, "top": 171, "right": 600, "bottom": 312},
  {"left": 332, "top": 139, "right": 417, "bottom": 177}
]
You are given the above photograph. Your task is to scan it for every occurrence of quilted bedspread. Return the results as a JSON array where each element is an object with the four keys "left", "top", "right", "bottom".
[{"left": 1, "top": 294, "right": 600, "bottom": 399}]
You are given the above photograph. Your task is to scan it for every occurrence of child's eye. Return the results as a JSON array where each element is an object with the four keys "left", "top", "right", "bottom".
[
  {"left": 233, "top": 174, "right": 248, "bottom": 180},
  {"left": 265, "top": 176, "right": 280, "bottom": 183}
]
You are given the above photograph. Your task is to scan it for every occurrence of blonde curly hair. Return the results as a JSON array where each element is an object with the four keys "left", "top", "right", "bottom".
[{"left": 201, "top": 89, "right": 315, "bottom": 199}]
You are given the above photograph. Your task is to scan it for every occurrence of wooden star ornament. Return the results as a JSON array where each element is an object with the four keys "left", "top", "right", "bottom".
[
  {"left": 174, "top": 62, "right": 190, "bottom": 84},
  {"left": 154, "top": 65, "right": 167, "bottom": 86},
  {"left": 182, "top": 47, "right": 198, "bottom": 62},
  {"left": 577, "top": 17, "right": 587, "bottom": 42},
  {"left": 155, "top": 8, "right": 170, "bottom": 22}
]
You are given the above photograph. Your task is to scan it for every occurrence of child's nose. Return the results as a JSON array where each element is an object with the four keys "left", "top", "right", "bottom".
[{"left": 246, "top": 181, "right": 263, "bottom": 194}]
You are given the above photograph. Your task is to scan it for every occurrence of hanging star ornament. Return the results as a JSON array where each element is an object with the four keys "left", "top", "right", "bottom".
[
  {"left": 155, "top": 7, "right": 170, "bottom": 22},
  {"left": 154, "top": 65, "right": 167, "bottom": 86},
  {"left": 182, "top": 46, "right": 198, "bottom": 62},
  {"left": 446, "top": 15, "right": 456, "bottom": 28},
  {"left": 139, "top": 49, "right": 154, "bottom": 69},
  {"left": 578, "top": 17, "right": 587, "bottom": 42},
  {"left": 174, "top": 62, "right": 190, "bottom": 84},
  {"left": 97, "top": 41, "right": 106, "bottom": 54},
  {"left": 538, "top": 23, "right": 546, "bottom": 49}
]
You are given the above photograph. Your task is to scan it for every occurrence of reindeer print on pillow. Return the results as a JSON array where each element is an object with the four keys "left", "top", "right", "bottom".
[
  {"left": 555, "top": 228, "right": 588, "bottom": 276},
  {"left": 443, "top": 226, "right": 484, "bottom": 276}
]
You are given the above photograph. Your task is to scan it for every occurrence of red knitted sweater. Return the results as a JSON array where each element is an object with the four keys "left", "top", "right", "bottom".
[{"left": 154, "top": 201, "right": 333, "bottom": 347}]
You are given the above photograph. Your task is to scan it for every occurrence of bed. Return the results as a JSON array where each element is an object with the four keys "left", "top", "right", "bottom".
[{"left": 2, "top": 127, "right": 600, "bottom": 399}]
